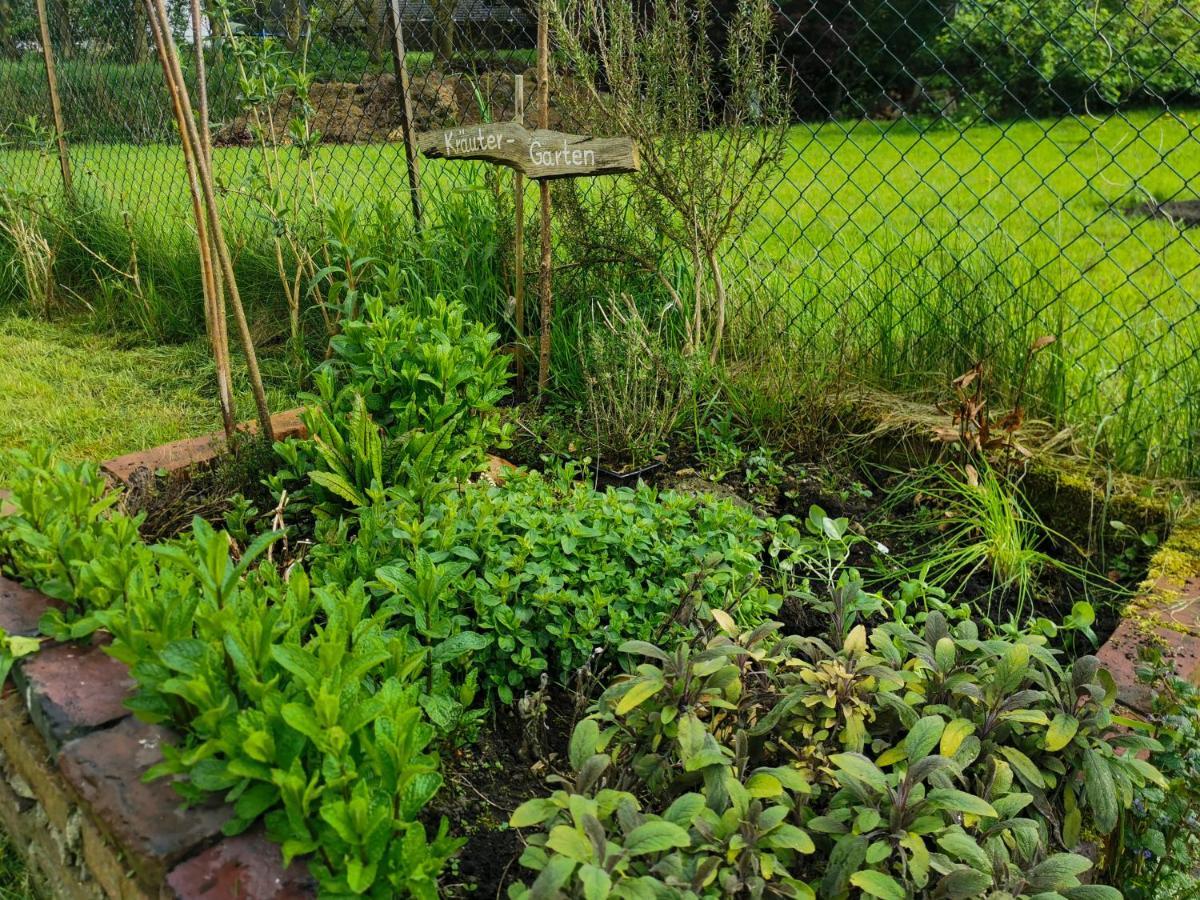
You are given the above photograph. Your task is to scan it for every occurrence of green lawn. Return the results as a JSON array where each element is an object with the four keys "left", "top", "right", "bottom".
[
  {"left": 3, "top": 108, "right": 1198, "bottom": 475},
  {"left": 0, "top": 315, "right": 294, "bottom": 479}
]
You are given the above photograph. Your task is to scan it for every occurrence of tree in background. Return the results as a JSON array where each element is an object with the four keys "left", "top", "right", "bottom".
[{"left": 936, "top": 0, "right": 1200, "bottom": 115}]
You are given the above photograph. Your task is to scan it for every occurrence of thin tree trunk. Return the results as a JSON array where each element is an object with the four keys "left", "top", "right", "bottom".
[
  {"left": 130, "top": 0, "right": 149, "bottom": 63},
  {"left": 48, "top": 0, "right": 73, "bottom": 58},
  {"left": 706, "top": 244, "right": 726, "bottom": 363}
]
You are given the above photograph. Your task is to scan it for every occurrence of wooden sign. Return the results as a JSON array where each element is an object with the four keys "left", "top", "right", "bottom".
[{"left": 415, "top": 122, "right": 639, "bottom": 180}]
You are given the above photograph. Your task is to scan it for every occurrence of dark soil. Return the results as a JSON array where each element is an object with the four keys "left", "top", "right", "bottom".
[
  {"left": 434, "top": 690, "right": 577, "bottom": 898},
  {"left": 122, "top": 435, "right": 282, "bottom": 541},
  {"left": 1126, "top": 198, "right": 1200, "bottom": 227},
  {"left": 651, "top": 454, "right": 1129, "bottom": 651}
]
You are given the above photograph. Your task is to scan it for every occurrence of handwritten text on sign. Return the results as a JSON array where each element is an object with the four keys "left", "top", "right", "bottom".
[{"left": 415, "top": 122, "right": 639, "bottom": 180}]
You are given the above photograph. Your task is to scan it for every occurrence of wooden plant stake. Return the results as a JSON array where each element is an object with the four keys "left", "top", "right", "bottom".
[
  {"left": 189, "top": 0, "right": 235, "bottom": 437},
  {"left": 536, "top": 0, "right": 552, "bottom": 394},
  {"left": 33, "top": 0, "right": 73, "bottom": 203},
  {"left": 413, "top": 1, "right": 638, "bottom": 396},
  {"left": 387, "top": 0, "right": 423, "bottom": 233},
  {"left": 145, "top": 0, "right": 274, "bottom": 441},
  {"left": 513, "top": 74, "right": 525, "bottom": 385}
]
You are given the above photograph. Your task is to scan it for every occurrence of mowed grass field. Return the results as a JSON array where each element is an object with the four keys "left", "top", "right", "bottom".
[
  {"left": 3, "top": 108, "right": 1198, "bottom": 475},
  {"left": 0, "top": 316, "right": 294, "bottom": 480}
]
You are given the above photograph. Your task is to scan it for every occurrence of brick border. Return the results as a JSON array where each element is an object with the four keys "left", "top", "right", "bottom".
[
  {"left": 0, "top": 578, "right": 316, "bottom": 899},
  {"left": 1097, "top": 521, "right": 1200, "bottom": 716}
]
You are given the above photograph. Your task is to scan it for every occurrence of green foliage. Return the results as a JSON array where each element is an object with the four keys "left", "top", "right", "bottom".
[
  {"left": 1106, "top": 648, "right": 1200, "bottom": 898},
  {"left": 323, "top": 461, "right": 781, "bottom": 705},
  {"left": 272, "top": 287, "right": 511, "bottom": 518},
  {"left": 0, "top": 446, "right": 145, "bottom": 640},
  {"left": 512, "top": 602, "right": 1159, "bottom": 897},
  {"left": 0, "top": 58, "right": 239, "bottom": 145},
  {"left": 99, "top": 518, "right": 460, "bottom": 898},
  {"left": 935, "top": 0, "right": 1200, "bottom": 114}
]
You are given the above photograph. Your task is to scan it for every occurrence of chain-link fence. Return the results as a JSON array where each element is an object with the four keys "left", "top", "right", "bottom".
[{"left": 1, "top": 0, "right": 1198, "bottom": 477}]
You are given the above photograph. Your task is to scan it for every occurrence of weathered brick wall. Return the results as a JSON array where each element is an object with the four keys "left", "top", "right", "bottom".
[{"left": 0, "top": 574, "right": 317, "bottom": 899}]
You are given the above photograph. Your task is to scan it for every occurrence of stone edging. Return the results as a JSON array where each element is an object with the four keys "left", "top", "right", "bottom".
[{"left": 1097, "top": 521, "right": 1200, "bottom": 716}]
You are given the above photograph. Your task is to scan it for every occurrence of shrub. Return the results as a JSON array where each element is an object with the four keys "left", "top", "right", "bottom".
[
  {"left": 99, "top": 520, "right": 461, "bottom": 898},
  {"left": 511, "top": 599, "right": 1159, "bottom": 897},
  {"left": 1107, "top": 648, "right": 1200, "bottom": 898},
  {"left": 934, "top": 0, "right": 1200, "bottom": 115},
  {"left": 0, "top": 447, "right": 146, "bottom": 640},
  {"left": 272, "top": 288, "right": 512, "bottom": 519},
  {"left": 0, "top": 451, "right": 460, "bottom": 896},
  {"left": 311, "top": 461, "right": 782, "bottom": 705}
]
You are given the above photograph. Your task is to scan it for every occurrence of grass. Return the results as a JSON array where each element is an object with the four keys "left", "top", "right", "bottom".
[
  {"left": 0, "top": 830, "right": 38, "bottom": 900},
  {"left": 1, "top": 107, "right": 1198, "bottom": 476},
  {"left": 0, "top": 315, "right": 295, "bottom": 480}
]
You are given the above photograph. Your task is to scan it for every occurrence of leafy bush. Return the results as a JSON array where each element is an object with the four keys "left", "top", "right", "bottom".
[
  {"left": 97, "top": 519, "right": 460, "bottom": 898},
  {"left": 1107, "top": 649, "right": 1200, "bottom": 898},
  {"left": 310, "top": 461, "right": 781, "bottom": 705},
  {"left": 0, "top": 450, "right": 460, "bottom": 896},
  {"left": 272, "top": 288, "right": 512, "bottom": 518},
  {"left": 511, "top": 597, "right": 1159, "bottom": 897},
  {"left": 934, "top": 0, "right": 1200, "bottom": 114},
  {"left": 0, "top": 447, "right": 146, "bottom": 640}
]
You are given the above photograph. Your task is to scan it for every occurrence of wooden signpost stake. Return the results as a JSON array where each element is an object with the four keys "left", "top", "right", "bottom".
[
  {"left": 512, "top": 75, "right": 526, "bottom": 385},
  {"left": 412, "top": 5, "right": 637, "bottom": 394},
  {"left": 387, "top": 0, "right": 423, "bottom": 232},
  {"left": 535, "top": 3, "right": 552, "bottom": 394}
]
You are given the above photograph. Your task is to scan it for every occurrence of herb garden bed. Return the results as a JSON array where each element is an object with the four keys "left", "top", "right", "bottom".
[
  {"left": 0, "top": 414, "right": 1193, "bottom": 898},
  {"left": 1, "top": 294, "right": 1197, "bottom": 899}
]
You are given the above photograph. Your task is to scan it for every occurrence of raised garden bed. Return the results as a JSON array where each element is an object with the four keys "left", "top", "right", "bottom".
[
  {"left": 0, "top": 409, "right": 1197, "bottom": 898},
  {"left": 0, "top": 292, "right": 1196, "bottom": 898}
]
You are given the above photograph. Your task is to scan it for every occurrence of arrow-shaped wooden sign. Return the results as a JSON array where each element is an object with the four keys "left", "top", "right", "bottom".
[{"left": 415, "top": 122, "right": 639, "bottom": 180}]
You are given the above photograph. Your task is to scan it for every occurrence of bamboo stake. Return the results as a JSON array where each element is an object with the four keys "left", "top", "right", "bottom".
[
  {"left": 146, "top": 0, "right": 274, "bottom": 440},
  {"left": 189, "top": 0, "right": 235, "bottom": 437},
  {"left": 33, "top": 0, "right": 73, "bottom": 203},
  {"left": 513, "top": 73, "right": 526, "bottom": 387},
  {"left": 387, "top": 0, "right": 423, "bottom": 233},
  {"left": 146, "top": 3, "right": 234, "bottom": 437},
  {"left": 536, "top": 0, "right": 553, "bottom": 395}
]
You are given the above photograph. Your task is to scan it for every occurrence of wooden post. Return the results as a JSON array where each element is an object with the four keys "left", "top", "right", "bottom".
[
  {"left": 33, "top": 0, "right": 73, "bottom": 203},
  {"left": 513, "top": 74, "right": 525, "bottom": 385},
  {"left": 146, "top": 0, "right": 274, "bottom": 441},
  {"left": 388, "top": 0, "right": 423, "bottom": 233},
  {"left": 189, "top": 0, "right": 235, "bottom": 437},
  {"left": 536, "top": 0, "right": 553, "bottom": 395}
]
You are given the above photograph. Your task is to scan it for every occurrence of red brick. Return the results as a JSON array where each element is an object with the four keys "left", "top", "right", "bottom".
[
  {"left": 102, "top": 409, "right": 307, "bottom": 486},
  {"left": 16, "top": 642, "right": 135, "bottom": 750},
  {"left": 0, "top": 575, "right": 63, "bottom": 637},
  {"left": 60, "top": 718, "right": 230, "bottom": 887},
  {"left": 1098, "top": 605, "right": 1200, "bottom": 716},
  {"left": 165, "top": 830, "right": 316, "bottom": 899}
]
